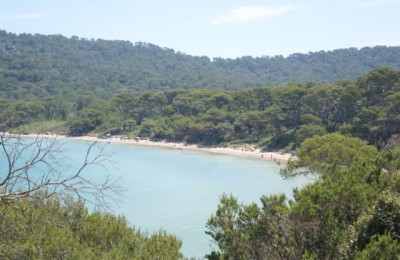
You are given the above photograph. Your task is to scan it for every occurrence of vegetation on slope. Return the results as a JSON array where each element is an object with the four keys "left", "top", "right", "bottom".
[
  {"left": 0, "top": 197, "right": 182, "bottom": 259},
  {"left": 1, "top": 30, "right": 400, "bottom": 99},
  {"left": 206, "top": 134, "right": 400, "bottom": 259},
  {"left": 2, "top": 67, "right": 399, "bottom": 151}
]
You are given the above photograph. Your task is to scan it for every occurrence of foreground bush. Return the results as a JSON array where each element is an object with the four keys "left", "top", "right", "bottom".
[{"left": 0, "top": 197, "right": 182, "bottom": 259}]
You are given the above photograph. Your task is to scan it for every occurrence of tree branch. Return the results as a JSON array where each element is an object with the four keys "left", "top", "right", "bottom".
[{"left": 0, "top": 133, "right": 122, "bottom": 209}]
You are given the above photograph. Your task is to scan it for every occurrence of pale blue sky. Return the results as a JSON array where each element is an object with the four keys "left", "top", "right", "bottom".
[{"left": 1, "top": 0, "right": 399, "bottom": 58}]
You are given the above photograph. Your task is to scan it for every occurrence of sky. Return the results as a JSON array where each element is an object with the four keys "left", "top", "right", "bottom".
[{"left": 1, "top": 0, "right": 400, "bottom": 58}]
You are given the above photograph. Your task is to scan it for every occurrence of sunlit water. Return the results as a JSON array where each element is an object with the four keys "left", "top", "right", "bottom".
[{"left": 9, "top": 138, "right": 310, "bottom": 258}]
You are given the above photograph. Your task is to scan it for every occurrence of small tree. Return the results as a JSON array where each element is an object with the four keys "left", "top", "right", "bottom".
[
  {"left": 206, "top": 193, "right": 297, "bottom": 260},
  {"left": 281, "top": 133, "right": 380, "bottom": 178},
  {"left": 0, "top": 132, "right": 121, "bottom": 208}
]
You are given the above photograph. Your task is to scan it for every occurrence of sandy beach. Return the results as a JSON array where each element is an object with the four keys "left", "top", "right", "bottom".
[
  {"left": 10, "top": 133, "right": 294, "bottom": 163},
  {"left": 68, "top": 135, "right": 293, "bottom": 162}
]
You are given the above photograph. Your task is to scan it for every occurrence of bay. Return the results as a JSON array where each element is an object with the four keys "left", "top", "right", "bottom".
[{"left": 23, "top": 138, "right": 311, "bottom": 258}]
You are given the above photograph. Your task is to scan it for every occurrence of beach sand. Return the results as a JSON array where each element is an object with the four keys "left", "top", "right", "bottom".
[{"left": 11, "top": 133, "right": 294, "bottom": 162}]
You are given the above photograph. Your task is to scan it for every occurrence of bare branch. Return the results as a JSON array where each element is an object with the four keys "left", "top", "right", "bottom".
[{"left": 0, "top": 133, "right": 123, "bottom": 209}]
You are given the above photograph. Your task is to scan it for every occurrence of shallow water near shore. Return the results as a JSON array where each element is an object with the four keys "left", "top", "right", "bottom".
[{"left": 21, "top": 138, "right": 311, "bottom": 258}]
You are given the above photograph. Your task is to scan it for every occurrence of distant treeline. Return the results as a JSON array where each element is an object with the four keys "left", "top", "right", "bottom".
[
  {"left": 1, "top": 29, "right": 400, "bottom": 99},
  {"left": 2, "top": 67, "right": 399, "bottom": 150}
]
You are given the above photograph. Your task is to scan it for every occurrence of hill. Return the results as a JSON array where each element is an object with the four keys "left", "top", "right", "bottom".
[{"left": 1, "top": 29, "right": 400, "bottom": 99}]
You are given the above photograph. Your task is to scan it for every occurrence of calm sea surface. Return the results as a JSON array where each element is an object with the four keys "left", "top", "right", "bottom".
[{"left": 26, "top": 139, "right": 310, "bottom": 258}]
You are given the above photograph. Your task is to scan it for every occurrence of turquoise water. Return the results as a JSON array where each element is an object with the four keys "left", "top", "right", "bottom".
[{"left": 14, "top": 138, "right": 310, "bottom": 258}]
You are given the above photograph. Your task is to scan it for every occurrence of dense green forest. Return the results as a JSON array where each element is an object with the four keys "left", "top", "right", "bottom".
[
  {"left": 2, "top": 67, "right": 399, "bottom": 151},
  {"left": 1, "top": 29, "right": 400, "bottom": 99}
]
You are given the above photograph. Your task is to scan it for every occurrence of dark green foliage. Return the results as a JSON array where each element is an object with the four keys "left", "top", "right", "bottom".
[
  {"left": 0, "top": 31, "right": 400, "bottom": 150},
  {"left": 1, "top": 67, "right": 398, "bottom": 154},
  {"left": 282, "top": 133, "right": 380, "bottom": 177},
  {"left": 1, "top": 30, "right": 400, "bottom": 99},
  {"left": 361, "top": 191, "right": 400, "bottom": 244},
  {"left": 289, "top": 167, "right": 378, "bottom": 258},
  {"left": 1, "top": 30, "right": 400, "bottom": 148},
  {"left": 207, "top": 134, "right": 400, "bottom": 259},
  {"left": 0, "top": 197, "right": 182, "bottom": 259},
  {"left": 206, "top": 194, "right": 297, "bottom": 259},
  {"left": 3, "top": 67, "right": 400, "bottom": 150},
  {"left": 355, "top": 234, "right": 400, "bottom": 260}
]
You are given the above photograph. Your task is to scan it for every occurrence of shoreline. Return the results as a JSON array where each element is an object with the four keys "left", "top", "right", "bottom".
[{"left": 9, "top": 133, "right": 295, "bottom": 163}]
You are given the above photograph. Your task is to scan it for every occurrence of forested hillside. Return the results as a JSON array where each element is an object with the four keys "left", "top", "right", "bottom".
[
  {"left": 2, "top": 67, "right": 399, "bottom": 151},
  {"left": 1, "top": 29, "right": 400, "bottom": 99}
]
